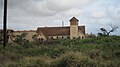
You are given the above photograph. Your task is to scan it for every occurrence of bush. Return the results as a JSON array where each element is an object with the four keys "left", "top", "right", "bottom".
[
  {"left": 52, "top": 51, "right": 96, "bottom": 67},
  {"left": 114, "top": 50, "right": 120, "bottom": 57},
  {"left": 87, "top": 49, "right": 102, "bottom": 60},
  {"left": 0, "top": 36, "right": 120, "bottom": 67},
  {"left": 14, "top": 33, "right": 29, "bottom": 47}
]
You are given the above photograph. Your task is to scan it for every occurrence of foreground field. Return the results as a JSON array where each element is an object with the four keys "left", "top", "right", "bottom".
[{"left": 0, "top": 36, "right": 120, "bottom": 67}]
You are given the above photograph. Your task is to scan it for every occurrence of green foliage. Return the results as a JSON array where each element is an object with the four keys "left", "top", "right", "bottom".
[
  {"left": 52, "top": 51, "right": 95, "bottom": 67},
  {"left": 14, "top": 33, "right": 30, "bottom": 48},
  {"left": 0, "top": 36, "right": 120, "bottom": 67},
  {"left": 14, "top": 33, "right": 28, "bottom": 43}
]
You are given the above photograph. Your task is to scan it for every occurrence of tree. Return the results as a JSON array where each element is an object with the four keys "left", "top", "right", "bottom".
[{"left": 98, "top": 25, "right": 119, "bottom": 37}]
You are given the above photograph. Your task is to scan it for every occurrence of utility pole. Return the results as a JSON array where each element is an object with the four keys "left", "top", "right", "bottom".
[{"left": 3, "top": 0, "right": 8, "bottom": 48}]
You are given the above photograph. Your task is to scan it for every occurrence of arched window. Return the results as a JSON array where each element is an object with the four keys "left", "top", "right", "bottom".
[
  {"left": 82, "top": 36, "right": 84, "bottom": 39},
  {"left": 51, "top": 37, "right": 53, "bottom": 39},
  {"left": 41, "top": 38, "right": 44, "bottom": 41},
  {"left": 57, "top": 36, "right": 58, "bottom": 39},
  {"left": 62, "top": 36, "right": 64, "bottom": 39}
]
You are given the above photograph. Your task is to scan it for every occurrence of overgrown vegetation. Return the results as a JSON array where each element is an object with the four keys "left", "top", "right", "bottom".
[{"left": 0, "top": 36, "right": 120, "bottom": 67}]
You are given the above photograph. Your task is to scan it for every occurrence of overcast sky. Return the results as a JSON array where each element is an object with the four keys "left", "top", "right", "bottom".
[{"left": 0, "top": 0, "right": 120, "bottom": 35}]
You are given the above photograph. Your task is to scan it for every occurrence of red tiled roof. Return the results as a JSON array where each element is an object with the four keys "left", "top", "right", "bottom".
[
  {"left": 37, "top": 27, "right": 70, "bottom": 36},
  {"left": 37, "top": 26, "right": 85, "bottom": 36}
]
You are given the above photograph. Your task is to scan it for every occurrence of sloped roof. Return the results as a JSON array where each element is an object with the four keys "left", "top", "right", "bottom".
[
  {"left": 37, "top": 26, "right": 85, "bottom": 36},
  {"left": 37, "top": 27, "right": 70, "bottom": 36},
  {"left": 69, "top": 17, "right": 79, "bottom": 22}
]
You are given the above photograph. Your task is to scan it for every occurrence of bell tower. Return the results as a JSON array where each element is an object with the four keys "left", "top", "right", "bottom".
[{"left": 70, "top": 17, "right": 79, "bottom": 39}]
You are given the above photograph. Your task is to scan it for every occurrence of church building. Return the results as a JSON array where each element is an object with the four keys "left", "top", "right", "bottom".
[
  {"left": 36, "top": 17, "right": 85, "bottom": 41},
  {"left": 0, "top": 17, "right": 85, "bottom": 43}
]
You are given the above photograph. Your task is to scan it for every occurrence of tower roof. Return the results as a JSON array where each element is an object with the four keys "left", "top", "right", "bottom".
[{"left": 69, "top": 17, "right": 79, "bottom": 22}]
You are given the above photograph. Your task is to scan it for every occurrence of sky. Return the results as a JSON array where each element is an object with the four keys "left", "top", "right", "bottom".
[{"left": 0, "top": 0, "right": 120, "bottom": 35}]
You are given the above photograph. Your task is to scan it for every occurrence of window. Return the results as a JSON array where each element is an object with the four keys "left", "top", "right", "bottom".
[
  {"left": 73, "top": 37, "right": 75, "bottom": 39},
  {"left": 82, "top": 36, "right": 84, "bottom": 39},
  {"left": 57, "top": 36, "right": 58, "bottom": 39},
  {"left": 51, "top": 37, "right": 53, "bottom": 39},
  {"left": 41, "top": 38, "right": 43, "bottom": 41}
]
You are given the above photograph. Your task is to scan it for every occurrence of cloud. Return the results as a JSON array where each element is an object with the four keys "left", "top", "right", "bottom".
[
  {"left": 45, "top": 0, "right": 95, "bottom": 11},
  {"left": 6, "top": 0, "right": 96, "bottom": 17},
  {"left": 92, "top": 10, "right": 106, "bottom": 18},
  {"left": 0, "top": 0, "right": 120, "bottom": 35}
]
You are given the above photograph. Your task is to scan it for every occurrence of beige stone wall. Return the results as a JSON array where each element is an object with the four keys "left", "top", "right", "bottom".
[
  {"left": 36, "top": 32, "right": 47, "bottom": 41},
  {"left": 14, "top": 31, "right": 37, "bottom": 42},
  {"left": 26, "top": 32, "right": 36, "bottom": 42},
  {"left": 48, "top": 36, "right": 69, "bottom": 39},
  {"left": 70, "top": 25, "right": 79, "bottom": 39}
]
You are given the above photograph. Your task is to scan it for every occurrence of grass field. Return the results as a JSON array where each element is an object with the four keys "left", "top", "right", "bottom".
[{"left": 0, "top": 36, "right": 120, "bottom": 67}]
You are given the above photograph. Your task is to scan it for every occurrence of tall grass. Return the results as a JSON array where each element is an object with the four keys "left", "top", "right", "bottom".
[{"left": 0, "top": 36, "right": 120, "bottom": 67}]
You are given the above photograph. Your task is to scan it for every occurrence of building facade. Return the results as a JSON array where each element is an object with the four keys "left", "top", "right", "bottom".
[
  {"left": 0, "top": 17, "right": 86, "bottom": 43},
  {"left": 36, "top": 17, "right": 85, "bottom": 41}
]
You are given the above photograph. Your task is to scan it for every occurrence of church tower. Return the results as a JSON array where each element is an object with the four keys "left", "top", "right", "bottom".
[{"left": 70, "top": 17, "right": 79, "bottom": 39}]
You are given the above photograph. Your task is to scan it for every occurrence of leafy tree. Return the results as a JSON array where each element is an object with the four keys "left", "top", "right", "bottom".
[{"left": 98, "top": 25, "right": 119, "bottom": 37}]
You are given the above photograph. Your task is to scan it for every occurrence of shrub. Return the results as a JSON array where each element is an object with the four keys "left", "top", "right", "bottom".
[
  {"left": 0, "top": 36, "right": 120, "bottom": 67},
  {"left": 14, "top": 33, "right": 29, "bottom": 46},
  {"left": 52, "top": 51, "right": 96, "bottom": 67},
  {"left": 114, "top": 50, "right": 120, "bottom": 57},
  {"left": 87, "top": 49, "right": 102, "bottom": 60}
]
